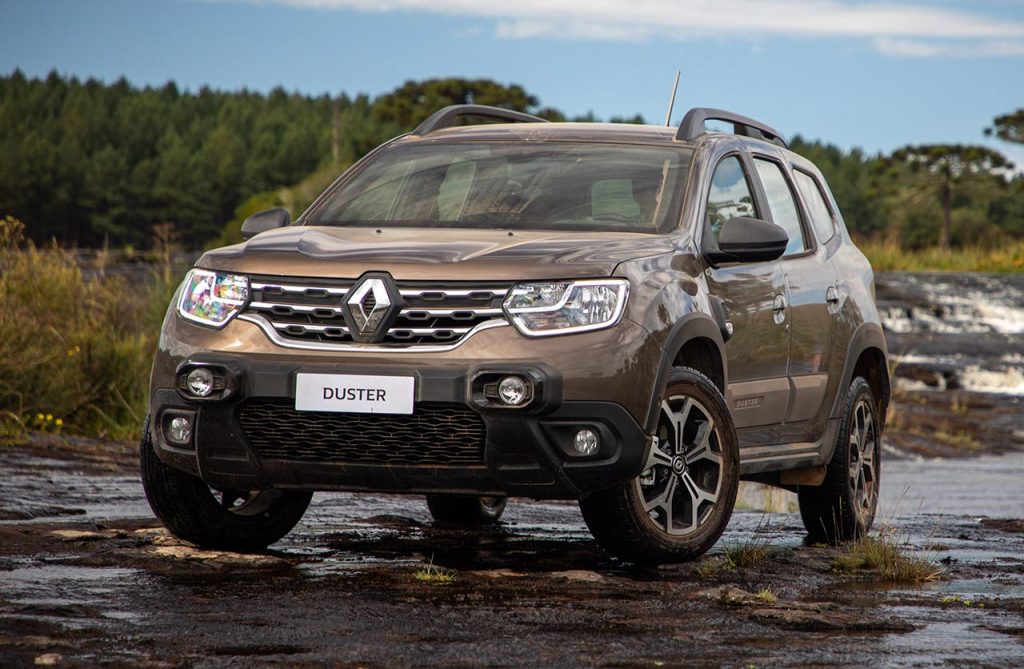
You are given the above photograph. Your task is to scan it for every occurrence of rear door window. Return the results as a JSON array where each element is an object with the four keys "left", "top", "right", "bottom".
[
  {"left": 793, "top": 169, "right": 835, "bottom": 243},
  {"left": 753, "top": 158, "right": 807, "bottom": 256}
]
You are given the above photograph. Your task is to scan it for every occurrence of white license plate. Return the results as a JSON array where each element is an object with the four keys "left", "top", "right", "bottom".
[{"left": 294, "top": 373, "right": 415, "bottom": 415}]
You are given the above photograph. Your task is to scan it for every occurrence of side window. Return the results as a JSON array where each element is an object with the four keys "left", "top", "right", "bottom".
[
  {"left": 793, "top": 169, "right": 835, "bottom": 243},
  {"left": 706, "top": 156, "right": 757, "bottom": 242},
  {"left": 753, "top": 158, "right": 806, "bottom": 256}
]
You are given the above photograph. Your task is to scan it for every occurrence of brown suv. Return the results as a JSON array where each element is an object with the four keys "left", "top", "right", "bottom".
[{"left": 141, "top": 105, "right": 890, "bottom": 563}]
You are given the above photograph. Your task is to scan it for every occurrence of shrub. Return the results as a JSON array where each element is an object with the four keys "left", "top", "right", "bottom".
[{"left": 0, "top": 215, "right": 176, "bottom": 440}]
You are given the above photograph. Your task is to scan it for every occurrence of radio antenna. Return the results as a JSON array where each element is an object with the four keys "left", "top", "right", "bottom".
[{"left": 664, "top": 70, "right": 681, "bottom": 127}]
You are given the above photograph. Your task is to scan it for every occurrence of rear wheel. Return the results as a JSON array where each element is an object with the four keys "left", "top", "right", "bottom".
[
  {"left": 139, "top": 415, "right": 312, "bottom": 551},
  {"left": 426, "top": 494, "right": 507, "bottom": 524},
  {"left": 798, "top": 377, "right": 881, "bottom": 543},
  {"left": 579, "top": 367, "right": 739, "bottom": 564}
]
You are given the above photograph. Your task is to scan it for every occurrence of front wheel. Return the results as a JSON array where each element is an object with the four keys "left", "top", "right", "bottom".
[
  {"left": 798, "top": 377, "right": 881, "bottom": 543},
  {"left": 579, "top": 367, "right": 739, "bottom": 564},
  {"left": 139, "top": 415, "right": 312, "bottom": 551}
]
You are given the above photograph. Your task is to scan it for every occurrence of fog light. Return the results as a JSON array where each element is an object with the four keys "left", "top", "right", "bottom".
[
  {"left": 574, "top": 429, "right": 599, "bottom": 456},
  {"left": 168, "top": 416, "right": 192, "bottom": 445},
  {"left": 185, "top": 367, "right": 214, "bottom": 397},
  {"left": 497, "top": 376, "right": 530, "bottom": 406}
]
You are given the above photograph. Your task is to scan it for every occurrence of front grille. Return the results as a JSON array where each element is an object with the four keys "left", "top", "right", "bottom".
[
  {"left": 239, "top": 402, "right": 486, "bottom": 466},
  {"left": 243, "top": 275, "right": 512, "bottom": 348}
]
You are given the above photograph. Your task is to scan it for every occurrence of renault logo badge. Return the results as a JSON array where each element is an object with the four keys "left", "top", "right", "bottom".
[{"left": 343, "top": 273, "right": 401, "bottom": 343}]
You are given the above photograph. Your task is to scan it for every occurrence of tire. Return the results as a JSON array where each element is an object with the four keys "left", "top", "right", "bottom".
[
  {"left": 139, "top": 415, "right": 313, "bottom": 551},
  {"left": 798, "top": 377, "right": 881, "bottom": 543},
  {"left": 579, "top": 367, "right": 740, "bottom": 564},
  {"left": 426, "top": 494, "right": 507, "bottom": 525}
]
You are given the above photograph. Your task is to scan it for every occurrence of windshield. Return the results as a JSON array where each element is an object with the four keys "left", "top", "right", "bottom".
[{"left": 307, "top": 142, "right": 692, "bottom": 234}]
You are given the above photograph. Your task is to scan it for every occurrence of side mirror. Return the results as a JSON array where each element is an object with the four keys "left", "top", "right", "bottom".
[
  {"left": 241, "top": 208, "right": 290, "bottom": 240},
  {"left": 709, "top": 216, "right": 788, "bottom": 264}
]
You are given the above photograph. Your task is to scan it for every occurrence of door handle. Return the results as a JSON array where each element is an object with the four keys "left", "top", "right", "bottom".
[
  {"left": 772, "top": 294, "right": 787, "bottom": 325},
  {"left": 826, "top": 286, "right": 840, "bottom": 314}
]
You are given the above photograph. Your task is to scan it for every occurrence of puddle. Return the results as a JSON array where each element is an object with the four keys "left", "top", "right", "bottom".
[
  {"left": 881, "top": 615, "right": 1024, "bottom": 666},
  {"left": 882, "top": 452, "right": 1024, "bottom": 518}
]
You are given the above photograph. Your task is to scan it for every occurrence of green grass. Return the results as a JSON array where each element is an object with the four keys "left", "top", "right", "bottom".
[
  {"left": 414, "top": 556, "right": 456, "bottom": 584},
  {"left": 940, "top": 595, "right": 984, "bottom": 608},
  {"left": 834, "top": 532, "right": 944, "bottom": 583},
  {"left": 723, "top": 517, "right": 776, "bottom": 570},
  {"left": 0, "top": 216, "right": 177, "bottom": 441},
  {"left": 858, "top": 238, "right": 1024, "bottom": 273}
]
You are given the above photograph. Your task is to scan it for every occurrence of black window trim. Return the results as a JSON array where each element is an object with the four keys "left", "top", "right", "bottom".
[
  {"left": 749, "top": 152, "right": 817, "bottom": 260},
  {"left": 697, "top": 149, "right": 768, "bottom": 265},
  {"left": 790, "top": 165, "right": 837, "bottom": 245}
]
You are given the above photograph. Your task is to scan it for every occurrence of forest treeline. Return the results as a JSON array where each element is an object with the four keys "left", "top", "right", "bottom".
[{"left": 1, "top": 70, "right": 1022, "bottom": 250}]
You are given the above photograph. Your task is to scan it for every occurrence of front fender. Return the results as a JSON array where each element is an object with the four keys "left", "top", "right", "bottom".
[
  {"left": 642, "top": 312, "right": 728, "bottom": 434},
  {"left": 615, "top": 249, "right": 727, "bottom": 435}
]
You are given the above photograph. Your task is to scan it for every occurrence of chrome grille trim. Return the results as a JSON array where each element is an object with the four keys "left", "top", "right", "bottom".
[
  {"left": 271, "top": 322, "right": 351, "bottom": 335},
  {"left": 400, "top": 307, "right": 503, "bottom": 318},
  {"left": 399, "top": 288, "right": 507, "bottom": 299},
  {"left": 250, "top": 301, "right": 345, "bottom": 317},
  {"left": 251, "top": 282, "right": 349, "bottom": 297},
  {"left": 387, "top": 327, "right": 473, "bottom": 336},
  {"left": 240, "top": 276, "right": 514, "bottom": 351},
  {"left": 238, "top": 314, "right": 509, "bottom": 353}
]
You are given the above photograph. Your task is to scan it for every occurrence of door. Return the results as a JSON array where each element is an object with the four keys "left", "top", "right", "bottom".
[
  {"left": 701, "top": 154, "right": 790, "bottom": 448},
  {"left": 751, "top": 157, "right": 837, "bottom": 443}
]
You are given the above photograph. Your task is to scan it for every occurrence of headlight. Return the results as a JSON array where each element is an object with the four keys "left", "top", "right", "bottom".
[
  {"left": 177, "top": 269, "right": 249, "bottom": 328},
  {"left": 503, "top": 279, "right": 629, "bottom": 337}
]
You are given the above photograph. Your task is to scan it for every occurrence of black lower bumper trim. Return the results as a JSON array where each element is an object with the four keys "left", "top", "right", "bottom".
[{"left": 149, "top": 355, "right": 649, "bottom": 500}]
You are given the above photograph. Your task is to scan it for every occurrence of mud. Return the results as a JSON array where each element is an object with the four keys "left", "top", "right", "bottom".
[{"left": 1, "top": 438, "right": 1023, "bottom": 668}]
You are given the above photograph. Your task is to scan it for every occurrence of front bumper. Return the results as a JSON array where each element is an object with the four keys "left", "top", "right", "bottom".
[{"left": 149, "top": 316, "right": 659, "bottom": 500}]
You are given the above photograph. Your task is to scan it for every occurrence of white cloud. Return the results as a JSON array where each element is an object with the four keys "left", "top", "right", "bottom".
[
  {"left": 874, "top": 37, "right": 1024, "bottom": 58},
  {"left": 495, "top": 19, "right": 651, "bottom": 42},
  {"left": 237, "top": 0, "right": 1024, "bottom": 56}
]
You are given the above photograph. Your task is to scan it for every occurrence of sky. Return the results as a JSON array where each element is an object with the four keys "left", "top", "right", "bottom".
[{"left": 2, "top": 0, "right": 1023, "bottom": 165}]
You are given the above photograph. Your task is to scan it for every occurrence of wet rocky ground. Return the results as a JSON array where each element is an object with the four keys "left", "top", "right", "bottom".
[
  {"left": 2, "top": 271, "right": 1022, "bottom": 667},
  {"left": 876, "top": 272, "right": 1024, "bottom": 458},
  {"left": 1, "top": 436, "right": 1023, "bottom": 668}
]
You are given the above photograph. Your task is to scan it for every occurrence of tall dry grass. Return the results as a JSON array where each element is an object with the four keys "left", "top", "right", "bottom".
[
  {"left": 858, "top": 238, "right": 1024, "bottom": 273},
  {"left": 0, "top": 216, "right": 178, "bottom": 441}
]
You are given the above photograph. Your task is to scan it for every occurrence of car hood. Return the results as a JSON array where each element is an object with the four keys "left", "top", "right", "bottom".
[{"left": 197, "top": 225, "right": 675, "bottom": 281}]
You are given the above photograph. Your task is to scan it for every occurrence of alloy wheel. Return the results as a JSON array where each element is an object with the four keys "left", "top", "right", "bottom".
[
  {"left": 636, "top": 395, "right": 723, "bottom": 536},
  {"left": 848, "top": 398, "right": 879, "bottom": 524}
]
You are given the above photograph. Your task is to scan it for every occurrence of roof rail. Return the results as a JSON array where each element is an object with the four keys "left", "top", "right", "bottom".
[
  {"left": 676, "top": 107, "right": 787, "bottom": 148},
  {"left": 411, "top": 104, "right": 549, "bottom": 137}
]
